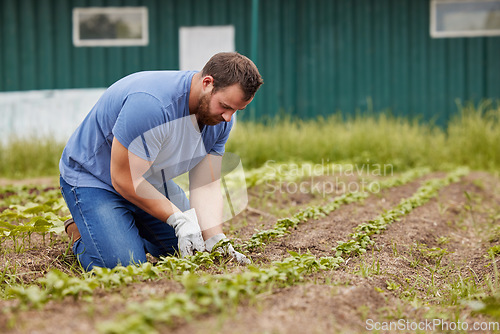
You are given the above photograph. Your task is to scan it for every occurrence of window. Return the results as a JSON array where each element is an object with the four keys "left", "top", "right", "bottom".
[
  {"left": 73, "top": 7, "right": 148, "bottom": 47},
  {"left": 431, "top": 0, "right": 500, "bottom": 37}
]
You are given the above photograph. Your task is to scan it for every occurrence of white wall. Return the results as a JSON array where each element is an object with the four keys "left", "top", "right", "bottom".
[{"left": 0, "top": 88, "right": 106, "bottom": 143}]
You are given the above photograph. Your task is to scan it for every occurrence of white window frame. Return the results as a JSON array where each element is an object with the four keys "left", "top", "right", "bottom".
[
  {"left": 73, "top": 7, "right": 149, "bottom": 47},
  {"left": 431, "top": 0, "right": 500, "bottom": 38}
]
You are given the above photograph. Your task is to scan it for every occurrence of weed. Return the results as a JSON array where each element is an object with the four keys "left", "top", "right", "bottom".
[
  {"left": 356, "top": 257, "right": 381, "bottom": 278},
  {"left": 391, "top": 241, "right": 398, "bottom": 256},
  {"left": 436, "top": 236, "right": 451, "bottom": 245},
  {"left": 386, "top": 280, "right": 401, "bottom": 291},
  {"left": 416, "top": 243, "right": 450, "bottom": 266},
  {"left": 488, "top": 245, "right": 500, "bottom": 257},
  {"left": 447, "top": 274, "right": 481, "bottom": 305},
  {"left": 489, "top": 225, "right": 500, "bottom": 243}
]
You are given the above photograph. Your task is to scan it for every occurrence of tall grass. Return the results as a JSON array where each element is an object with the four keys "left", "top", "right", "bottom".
[
  {"left": 0, "top": 102, "right": 498, "bottom": 179},
  {"left": 227, "top": 101, "right": 500, "bottom": 171},
  {"left": 228, "top": 113, "right": 444, "bottom": 170},
  {"left": 0, "top": 137, "right": 64, "bottom": 179},
  {"left": 446, "top": 101, "right": 500, "bottom": 171}
]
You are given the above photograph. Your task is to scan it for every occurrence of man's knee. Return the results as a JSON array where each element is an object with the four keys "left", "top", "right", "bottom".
[{"left": 75, "top": 240, "right": 147, "bottom": 271}]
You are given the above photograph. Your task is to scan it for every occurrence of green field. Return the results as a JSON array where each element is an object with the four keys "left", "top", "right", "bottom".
[{"left": 0, "top": 103, "right": 499, "bottom": 333}]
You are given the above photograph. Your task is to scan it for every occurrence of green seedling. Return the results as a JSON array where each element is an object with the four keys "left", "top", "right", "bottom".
[
  {"left": 392, "top": 241, "right": 398, "bottom": 256},
  {"left": 488, "top": 245, "right": 500, "bottom": 257},
  {"left": 417, "top": 243, "right": 450, "bottom": 266},
  {"left": 386, "top": 280, "right": 401, "bottom": 291},
  {"left": 436, "top": 236, "right": 451, "bottom": 245},
  {"left": 356, "top": 257, "right": 381, "bottom": 277}
]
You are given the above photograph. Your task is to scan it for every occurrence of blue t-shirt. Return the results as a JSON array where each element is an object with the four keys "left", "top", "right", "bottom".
[{"left": 59, "top": 70, "right": 234, "bottom": 193}]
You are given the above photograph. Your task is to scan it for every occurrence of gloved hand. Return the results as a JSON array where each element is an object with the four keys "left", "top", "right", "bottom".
[
  {"left": 205, "top": 233, "right": 251, "bottom": 265},
  {"left": 166, "top": 208, "right": 206, "bottom": 258}
]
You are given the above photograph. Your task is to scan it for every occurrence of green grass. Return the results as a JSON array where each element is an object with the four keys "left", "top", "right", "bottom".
[
  {"left": 446, "top": 101, "right": 500, "bottom": 171},
  {"left": 0, "top": 136, "right": 64, "bottom": 179},
  {"left": 228, "top": 100, "right": 500, "bottom": 171},
  {"left": 0, "top": 101, "right": 498, "bottom": 179}
]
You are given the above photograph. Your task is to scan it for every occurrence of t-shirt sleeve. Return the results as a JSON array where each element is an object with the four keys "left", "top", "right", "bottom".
[
  {"left": 209, "top": 118, "right": 234, "bottom": 156},
  {"left": 112, "top": 92, "right": 169, "bottom": 162}
]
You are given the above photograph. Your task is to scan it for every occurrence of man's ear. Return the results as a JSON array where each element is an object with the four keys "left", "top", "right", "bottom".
[{"left": 201, "top": 75, "right": 214, "bottom": 92}]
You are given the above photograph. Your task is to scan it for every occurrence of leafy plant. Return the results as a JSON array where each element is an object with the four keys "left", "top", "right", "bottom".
[{"left": 98, "top": 251, "right": 344, "bottom": 334}]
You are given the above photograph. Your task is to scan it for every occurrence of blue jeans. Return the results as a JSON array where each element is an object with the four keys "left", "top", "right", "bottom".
[{"left": 59, "top": 176, "right": 190, "bottom": 271}]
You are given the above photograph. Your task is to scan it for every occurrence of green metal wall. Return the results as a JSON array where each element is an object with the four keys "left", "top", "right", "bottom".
[
  {"left": 1, "top": 0, "right": 499, "bottom": 124},
  {"left": 1, "top": 0, "right": 252, "bottom": 90},
  {"left": 255, "top": 0, "right": 500, "bottom": 124}
]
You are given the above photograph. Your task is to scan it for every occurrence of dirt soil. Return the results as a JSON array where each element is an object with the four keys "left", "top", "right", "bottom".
[{"left": 1, "top": 171, "right": 499, "bottom": 334}]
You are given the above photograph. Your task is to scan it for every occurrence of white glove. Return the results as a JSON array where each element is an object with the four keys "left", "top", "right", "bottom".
[
  {"left": 166, "top": 208, "right": 206, "bottom": 258},
  {"left": 205, "top": 233, "right": 251, "bottom": 265}
]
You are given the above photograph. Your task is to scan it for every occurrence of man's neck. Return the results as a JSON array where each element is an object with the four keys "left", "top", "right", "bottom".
[{"left": 189, "top": 72, "right": 201, "bottom": 115}]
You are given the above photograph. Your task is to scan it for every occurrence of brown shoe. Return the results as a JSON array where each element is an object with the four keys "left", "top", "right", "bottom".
[{"left": 64, "top": 218, "right": 81, "bottom": 244}]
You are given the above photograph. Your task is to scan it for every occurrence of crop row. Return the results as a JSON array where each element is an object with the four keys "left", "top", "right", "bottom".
[
  {"left": 98, "top": 251, "right": 342, "bottom": 333},
  {"left": 334, "top": 167, "right": 469, "bottom": 257},
  {"left": 244, "top": 167, "right": 431, "bottom": 250},
  {"left": 7, "top": 251, "right": 220, "bottom": 310},
  {"left": 0, "top": 185, "right": 60, "bottom": 207}
]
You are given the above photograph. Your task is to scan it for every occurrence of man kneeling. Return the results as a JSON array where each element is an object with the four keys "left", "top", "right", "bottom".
[{"left": 59, "top": 52, "right": 263, "bottom": 271}]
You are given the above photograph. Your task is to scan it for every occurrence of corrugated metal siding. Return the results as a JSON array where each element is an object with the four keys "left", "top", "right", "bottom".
[
  {"left": 0, "top": 0, "right": 251, "bottom": 91},
  {"left": 1, "top": 0, "right": 499, "bottom": 124},
  {"left": 253, "top": 0, "right": 500, "bottom": 124}
]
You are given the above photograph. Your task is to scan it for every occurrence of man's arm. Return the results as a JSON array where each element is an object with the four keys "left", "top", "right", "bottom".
[
  {"left": 188, "top": 154, "right": 224, "bottom": 240},
  {"left": 111, "top": 137, "right": 205, "bottom": 257},
  {"left": 110, "top": 137, "right": 180, "bottom": 222},
  {"left": 189, "top": 154, "right": 251, "bottom": 264}
]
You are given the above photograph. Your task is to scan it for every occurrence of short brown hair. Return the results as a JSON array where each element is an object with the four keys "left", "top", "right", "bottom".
[{"left": 201, "top": 52, "right": 263, "bottom": 101}]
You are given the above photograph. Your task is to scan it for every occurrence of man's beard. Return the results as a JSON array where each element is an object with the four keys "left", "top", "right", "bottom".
[{"left": 196, "top": 94, "right": 224, "bottom": 126}]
